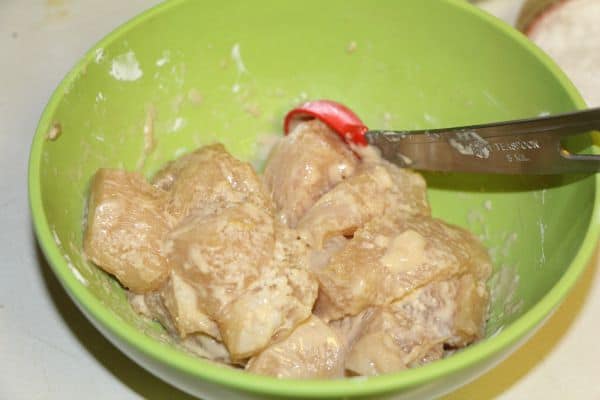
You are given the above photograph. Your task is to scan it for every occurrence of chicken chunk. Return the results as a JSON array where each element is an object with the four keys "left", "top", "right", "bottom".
[
  {"left": 87, "top": 120, "right": 493, "bottom": 378},
  {"left": 315, "top": 213, "right": 492, "bottom": 321},
  {"left": 246, "top": 315, "right": 345, "bottom": 379},
  {"left": 180, "top": 334, "right": 231, "bottom": 364},
  {"left": 160, "top": 271, "right": 221, "bottom": 339},
  {"left": 84, "top": 169, "right": 170, "bottom": 293},
  {"left": 128, "top": 291, "right": 176, "bottom": 333},
  {"left": 154, "top": 144, "right": 272, "bottom": 221},
  {"left": 128, "top": 292, "right": 230, "bottom": 363},
  {"left": 344, "top": 307, "right": 442, "bottom": 376},
  {"left": 203, "top": 224, "right": 331, "bottom": 360},
  {"left": 308, "top": 236, "right": 348, "bottom": 271},
  {"left": 443, "top": 273, "right": 490, "bottom": 347},
  {"left": 328, "top": 307, "right": 376, "bottom": 348},
  {"left": 297, "top": 162, "right": 429, "bottom": 247},
  {"left": 263, "top": 120, "right": 358, "bottom": 227},
  {"left": 271, "top": 225, "right": 313, "bottom": 271},
  {"left": 389, "top": 274, "right": 489, "bottom": 349},
  {"left": 165, "top": 202, "right": 275, "bottom": 316},
  {"left": 219, "top": 266, "right": 318, "bottom": 359},
  {"left": 345, "top": 274, "right": 489, "bottom": 376}
]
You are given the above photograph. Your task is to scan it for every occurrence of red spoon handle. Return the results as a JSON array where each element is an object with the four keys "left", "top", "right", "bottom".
[{"left": 283, "top": 99, "right": 369, "bottom": 146}]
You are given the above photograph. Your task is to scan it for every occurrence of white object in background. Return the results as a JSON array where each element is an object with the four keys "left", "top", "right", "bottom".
[
  {"left": 476, "top": 0, "right": 526, "bottom": 25},
  {"left": 527, "top": 0, "right": 600, "bottom": 107}
]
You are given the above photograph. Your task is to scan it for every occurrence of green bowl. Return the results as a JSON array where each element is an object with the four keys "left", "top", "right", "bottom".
[{"left": 28, "top": 0, "right": 600, "bottom": 398}]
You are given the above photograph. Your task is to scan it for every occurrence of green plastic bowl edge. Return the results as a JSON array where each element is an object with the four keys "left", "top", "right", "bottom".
[{"left": 28, "top": 0, "right": 600, "bottom": 398}]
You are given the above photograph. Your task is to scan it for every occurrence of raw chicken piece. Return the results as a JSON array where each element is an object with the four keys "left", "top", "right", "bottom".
[
  {"left": 219, "top": 266, "right": 318, "bottom": 360},
  {"left": 128, "top": 292, "right": 230, "bottom": 363},
  {"left": 165, "top": 202, "right": 275, "bottom": 316},
  {"left": 328, "top": 307, "right": 376, "bottom": 348},
  {"left": 297, "top": 162, "right": 429, "bottom": 247},
  {"left": 389, "top": 274, "right": 489, "bottom": 350},
  {"left": 84, "top": 169, "right": 170, "bottom": 293},
  {"left": 271, "top": 225, "right": 348, "bottom": 272},
  {"left": 444, "top": 273, "right": 490, "bottom": 347},
  {"left": 271, "top": 225, "right": 313, "bottom": 271},
  {"left": 161, "top": 144, "right": 322, "bottom": 360},
  {"left": 87, "top": 121, "right": 494, "bottom": 377},
  {"left": 308, "top": 236, "right": 348, "bottom": 271},
  {"left": 154, "top": 144, "right": 272, "bottom": 221},
  {"left": 200, "top": 222, "right": 326, "bottom": 360},
  {"left": 345, "top": 274, "right": 489, "bottom": 376},
  {"left": 247, "top": 315, "right": 345, "bottom": 379},
  {"left": 315, "top": 213, "right": 492, "bottom": 321},
  {"left": 263, "top": 120, "right": 358, "bottom": 227},
  {"left": 180, "top": 334, "right": 231, "bottom": 364},
  {"left": 344, "top": 307, "right": 442, "bottom": 376},
  {"left": 128, "top": 291, "right": 176, "bottom": 333},
  {"left": 160, "top": 271, "right": 221, "bottom": 339}
]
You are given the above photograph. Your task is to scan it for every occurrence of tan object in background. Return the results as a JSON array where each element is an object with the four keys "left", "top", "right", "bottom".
[
  {"left": 516, "top": 0, "right": 564, "bottom": 32},
  {"left": 517, "top": 0, "right": 600, "bottom": 107}
]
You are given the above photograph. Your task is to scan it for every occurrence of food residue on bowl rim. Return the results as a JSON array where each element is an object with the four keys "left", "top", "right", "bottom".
[
  {"left": 46, "top": 122, "right": 62, "bottom": 141},
  {"left": 136, "top": 106, "right": 156, "bottom": 169},
  {"left": 156, "top": 50, "right": 171, "bottom": 67},
  {"left": 109, "top": 51, "right": 143, "bottom": 82}
]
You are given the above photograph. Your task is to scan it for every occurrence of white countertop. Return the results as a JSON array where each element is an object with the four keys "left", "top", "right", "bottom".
[{"left": 1, "top": 1, "right": 599, "bottom": 399}]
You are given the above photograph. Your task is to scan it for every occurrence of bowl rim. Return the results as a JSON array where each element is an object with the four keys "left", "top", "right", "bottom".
[{"left": 28, "top": 0, "right": 600, "bottom": 397}]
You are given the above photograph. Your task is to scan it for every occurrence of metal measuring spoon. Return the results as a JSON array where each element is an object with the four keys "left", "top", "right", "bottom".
[{"left": 284, "top": 100, "right": 600, "bottom": 174}]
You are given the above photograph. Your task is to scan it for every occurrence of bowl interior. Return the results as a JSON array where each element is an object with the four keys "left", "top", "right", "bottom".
[{"left": 30, "top": 0, "right": 597, "bottom": 397}]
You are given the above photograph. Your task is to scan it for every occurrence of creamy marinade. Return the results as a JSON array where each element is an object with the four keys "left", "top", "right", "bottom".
[{"left": 83, "top": 119, "right": 492, "bottom": 378}]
